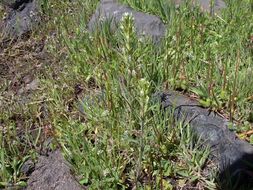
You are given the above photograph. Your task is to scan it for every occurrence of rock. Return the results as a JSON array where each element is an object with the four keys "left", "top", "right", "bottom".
[
  {"left": 1, "top": 0, "right": 31, "bottom": 10},
  {"left": 88, "top": 0, "right": 166, "bottom": 43},
  {"left": 158, "top": 91, "right": 253, "bottom": 188},
  {"left": 17, "top": 79, "right": 39, "bottom": 95},
  {"left": 26, "top": 150, "right": 83, "bottom": 190},
  {"left": 20, "top": 159, "right": 35, "bottom": 176},
  {"left": 25, "top": 79, "right": 39, "bottom": 90},
  {"left": 1, "top": 0, "right": 15, "bottom": 8},
  {"left": 174, "top": 0, "right": 226, "bottom": 14},
  {"left": 1, "top": 0, "right": 40, "bottom": 39},
  {"left": 78, "top": 90, "right": 106, "bottom": 114}
]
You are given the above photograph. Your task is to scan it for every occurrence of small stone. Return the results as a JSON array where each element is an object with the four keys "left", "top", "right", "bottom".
[
  {"left": 20, "top": 159, "right": 35, "bottom": 176},
  {"left": 25, "top": 79, "right": 39, "bottom": 91}
]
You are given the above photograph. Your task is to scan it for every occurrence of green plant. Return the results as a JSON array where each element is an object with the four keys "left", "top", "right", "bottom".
[{"left": 1, "top": 0, "right": 252, "bottom": 189}]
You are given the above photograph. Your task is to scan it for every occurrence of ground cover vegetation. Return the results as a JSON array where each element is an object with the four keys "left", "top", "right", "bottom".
[{"left": 0, "top": 0, "right": 252, "bottom": 189}]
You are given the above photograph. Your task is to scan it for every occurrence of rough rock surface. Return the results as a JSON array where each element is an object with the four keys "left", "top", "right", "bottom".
[
  {"left": 1, "top": 0, "right": 31, "bottom": 9},
  {"left": 26, "top": 150, "right": 83, "bottom": 190},
  {"left": 0, "top": 0, "right": 40, "bottom": 39},
  {"left": 88, "top": 0, "right": 166, "bottom": 43},
  {"left": 175, "top": 0, "right": 226, "bottom": 14},
  {"left": 20, "top": 159, "right": 35, "bottom": 176},
  {"left": 159, "top": 91, "right": 253, "bottom": 188}
]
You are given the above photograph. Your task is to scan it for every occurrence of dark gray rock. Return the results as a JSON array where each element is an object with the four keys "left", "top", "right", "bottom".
[
  {"left": 88, "top": 0, "right": 166, "bottom": 43},
  {"left": 26, "top": 150, "right": 83, "bottom": 190},
  {"left": 1, "top": 0, "right": 40, "bottom": 39},
  {"left": 158, "top": 91, "right": 253, "bottom": 188},
  {"left": 20, "top": 159, "right": 35, "bottom": 176},
  {"left": 1, "top": 0, "right": 31, "bottom": 10}
]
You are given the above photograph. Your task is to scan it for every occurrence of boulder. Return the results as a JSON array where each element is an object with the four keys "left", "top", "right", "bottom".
[
  {"left": 26, "top": 150, "right": 83, "bottom": 190},
  {"left": 158, "top": 91, "right": 253, "bottom": 188},
  {"left": 88, "top": 0, "right": 166, "bottom": 43},
  {"left": 1, "top": 0, "right": 31, "bottom": 10},
  {"left": 0, "top": 0, "right": 40, "bottom": 39}
]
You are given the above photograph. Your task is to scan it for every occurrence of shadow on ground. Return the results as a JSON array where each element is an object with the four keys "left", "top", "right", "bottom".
[{"left": 218, "top": 153, "right": 253, "bottom": 190}]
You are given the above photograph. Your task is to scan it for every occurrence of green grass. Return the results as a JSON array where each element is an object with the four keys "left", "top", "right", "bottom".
[{"left": 0, "top": 0, "right": 253, "bottom": 189}]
